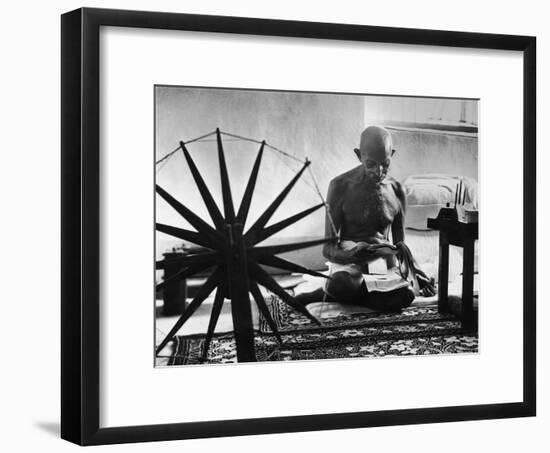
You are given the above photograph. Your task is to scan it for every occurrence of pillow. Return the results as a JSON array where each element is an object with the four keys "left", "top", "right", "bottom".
[{"left": 402, "top": 174, "right": 478, "bottom": 230}]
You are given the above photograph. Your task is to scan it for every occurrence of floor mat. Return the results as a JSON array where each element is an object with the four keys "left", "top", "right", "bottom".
[{"left": 162, "top": 295, "right": 478, "bottom": 365}]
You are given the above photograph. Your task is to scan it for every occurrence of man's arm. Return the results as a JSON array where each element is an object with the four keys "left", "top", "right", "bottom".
[
  {"left": 391, "top": 180, "right": 436, "bottom": 295},
  {"left": 391, "top": 180, "right": 406, "bottom": 245},
  {"left": 322, "top": 180, "right": 356, "bottom": 264}
]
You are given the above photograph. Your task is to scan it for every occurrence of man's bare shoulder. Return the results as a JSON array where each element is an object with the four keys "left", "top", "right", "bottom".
[
  {"left": 385, "top": 177, "right": 406, "bottom": 204},
  {"left": 390, "top": 176, "right": 404, "bottom": 188},
  {"left": 329, "top": 165, "right": 364, "bottom": 188}
]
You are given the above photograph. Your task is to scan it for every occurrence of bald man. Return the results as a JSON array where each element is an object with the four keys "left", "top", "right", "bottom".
[{"left": 297, "top": 126, "right": 434, "bottom": 311}]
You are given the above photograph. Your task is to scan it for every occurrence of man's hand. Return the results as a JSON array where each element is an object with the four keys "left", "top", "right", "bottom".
[
  {"left": 417, "top": 274, "right": 436, "bottom": 297},
  {"left": 351, "top": 241, "right": 398, "bottom": 262}
]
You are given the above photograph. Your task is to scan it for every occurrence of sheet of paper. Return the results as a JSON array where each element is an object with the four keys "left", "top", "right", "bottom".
[{"left": 363, "top": 271, "right": 410, "bottom": 293}]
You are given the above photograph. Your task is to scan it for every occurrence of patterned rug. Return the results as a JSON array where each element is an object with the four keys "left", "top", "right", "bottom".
[{"left": 166, "top": 296, "right": 478, "bottom": 365}]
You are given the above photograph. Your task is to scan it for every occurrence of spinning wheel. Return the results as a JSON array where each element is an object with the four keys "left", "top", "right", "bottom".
[{"left": 156, "top": 129, "right": 334, "bottom": 362}]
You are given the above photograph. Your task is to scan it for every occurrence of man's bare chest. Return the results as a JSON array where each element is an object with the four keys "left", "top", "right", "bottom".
[{"left": 342, "top": 183, "right": 402, "bottom": 227}]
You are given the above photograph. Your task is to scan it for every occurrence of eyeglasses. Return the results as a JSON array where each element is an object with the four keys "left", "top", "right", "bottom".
[{"left": 365, "top": 159, "right": 390, "bottom": 170}]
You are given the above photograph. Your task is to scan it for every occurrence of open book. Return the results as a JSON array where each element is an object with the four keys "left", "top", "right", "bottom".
[{"left": 363, "top": 271, "right": 410, "bottom": 293}]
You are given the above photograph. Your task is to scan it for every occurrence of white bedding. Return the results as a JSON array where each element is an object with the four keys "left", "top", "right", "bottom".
[
  {"left": 403, "top": 174, "right": 478, "bottom": 230},
  {"left": 400, "top": 173, "right": 479, "bottom": 280},
  {"left": 405, "top": 228, "right": 479, "bottom": 282}
]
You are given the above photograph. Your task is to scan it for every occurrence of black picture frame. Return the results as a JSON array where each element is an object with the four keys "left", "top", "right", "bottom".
[{"left": 61, "top": 7, "right": 536, "bottom": 446}]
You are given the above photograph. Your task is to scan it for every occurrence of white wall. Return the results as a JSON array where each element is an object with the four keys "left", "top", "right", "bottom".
[
  {"left": 1, "top": 1, "right": 548, "bottom": 452},
  {"left": 389, "top": 128, "right": 478, "bottom": 181},
  {"left": 364, "top": 96, "right": 478, "bottom": 126}
]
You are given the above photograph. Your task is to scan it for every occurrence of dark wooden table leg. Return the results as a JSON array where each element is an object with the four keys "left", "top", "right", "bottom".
[
  {"left": 461, "top": 238, "right": 475, "bottom": 330},
  {"left": 438, "top": 231, "right": 450, "bottom": 313},
  {"left": 162, "top": 252, "right": 187, "bottom": 316}
]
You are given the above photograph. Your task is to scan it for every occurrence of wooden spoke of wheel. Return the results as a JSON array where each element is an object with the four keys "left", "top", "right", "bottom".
[
  {"left": 248, "top": 261, "right": 320, "bottom": 325},
  {"left": 155, "top": 262, "right": 215, "bottom": 293},
  {"left": 236, "top": 141, "right": 264, "bottom": 226},
  {"left": 245, "top": 159, "right": 311, "bottom": 241},
  {"left": 200, "top": 282, "right": 226, "bottom": 362},
  {"left": 156, "top": 267, "right": 223, "bottom": 355},
  {"left": 156, "top": 223, "right": 214, "bottom": 249},
  {"left": 180, "top": 141, "right": 225, "bottom": 230},
  {"left": 249, "top": 281, "right": 282, "bottom": 344},
  {"left": 255, "top": 254, "right": 329, "bottom": 280},
  {"left": 246, "top": 202, "right": 325, "bottom": 246},
  {"left": 156, "top": 184, "right": 222, "bottom": 245},
  {"left": 216, "top": 128, "right": 236, "bottom": 223},
  {"left": 249, "top": 237, "right": 333, "bottom": 257}
]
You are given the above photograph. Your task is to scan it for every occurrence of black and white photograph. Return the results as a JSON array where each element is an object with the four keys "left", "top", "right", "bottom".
[
  {"left": 1, "top": 0, "right": 545, "bottom": 449},
  {"left": 154, "top": 87, "right": 479, "bottom": 366}
]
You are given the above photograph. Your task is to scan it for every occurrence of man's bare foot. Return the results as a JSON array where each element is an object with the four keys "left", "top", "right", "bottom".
[{"left": 294, "top": 288, "right": 332, "bottom": 306}]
